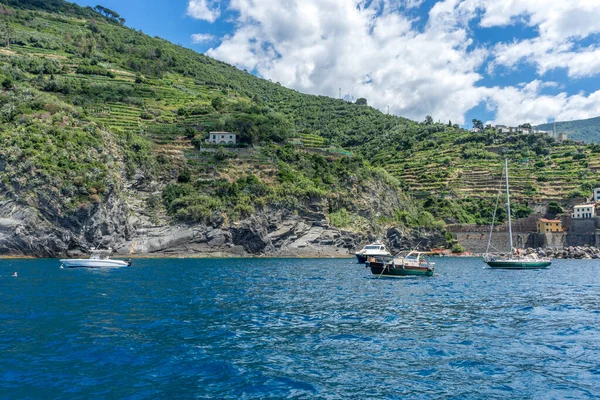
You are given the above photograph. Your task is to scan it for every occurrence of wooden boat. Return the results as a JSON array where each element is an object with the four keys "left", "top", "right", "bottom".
[
  {"left": 366, "top": 251, "right": 434, "bottom": 277},
  {"left": 483, "top": 159, "right": 551, "bottom": 269}
]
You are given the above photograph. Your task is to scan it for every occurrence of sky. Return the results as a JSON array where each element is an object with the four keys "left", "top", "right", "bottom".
[{"left": 72, "top": 0, "right": 600, "bottom": 128}]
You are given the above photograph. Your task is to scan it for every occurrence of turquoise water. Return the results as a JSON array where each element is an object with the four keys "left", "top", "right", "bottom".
[{"left": 1, "top": 257, "right": 599, "bottom": 399}]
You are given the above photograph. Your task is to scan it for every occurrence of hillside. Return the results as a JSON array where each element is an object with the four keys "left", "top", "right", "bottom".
[
  {"left": 0, "top": 0, "right": 598, "bottom": 256},
  {"left": 0, "top": 0, "right": 447, "bottom": 256},
  {"left": 536, "top": 116, "right": 600, "bottom": 144}
]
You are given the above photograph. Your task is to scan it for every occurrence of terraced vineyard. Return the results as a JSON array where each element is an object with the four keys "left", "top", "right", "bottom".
[
  {"left": 2, "top": 0, "right": 600, "bottom": 232},
  {"left": 370, "top": 130, "right": 597, "bottom": 202}
]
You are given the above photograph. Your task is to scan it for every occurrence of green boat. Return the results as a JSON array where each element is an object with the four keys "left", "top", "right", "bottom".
[
  {"left": 485, "top": 257, "right": 551, "bottom": 269},
  {"left": 366, "top": 251, "right": 435, "bottom": 277},
  {"left": 484, "top": 159, "right": 551, "bottom": 270}
]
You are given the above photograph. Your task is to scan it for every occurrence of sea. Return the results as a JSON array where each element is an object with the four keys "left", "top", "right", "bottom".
[{"left": 1, "top": 257, "right": 599, "bottom": 399}]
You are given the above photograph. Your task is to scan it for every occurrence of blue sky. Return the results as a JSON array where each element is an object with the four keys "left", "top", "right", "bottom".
[{"left": 72, "top": 0, "right": 600, "bottom": 127}]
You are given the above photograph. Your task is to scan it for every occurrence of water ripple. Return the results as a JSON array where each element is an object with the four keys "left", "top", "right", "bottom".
[{"left": 1, "top": 257, "right": 599, "bottom": 398}]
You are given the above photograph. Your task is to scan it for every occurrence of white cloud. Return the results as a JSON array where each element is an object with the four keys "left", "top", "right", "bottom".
[
  {"left": 199, "top": 0, "right": 600, "bottom": 125},
  {"left": 476, "top": 0, "right": 600, "bottom": 78},
  {"left": 484, "top": 82, "right": 600, "bottom": 126},
  {"left": 186, "top": 0, "right": 220, "bottom": 23},
  {"left": 190, "top": 33, "right": 216, "bottom": 44},
  {"left": 207, "top": 0, "right": 487, "bottom": 124}
]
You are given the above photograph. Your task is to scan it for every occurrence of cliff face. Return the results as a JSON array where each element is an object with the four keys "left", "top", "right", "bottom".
[
  {"left": 0, "top": 189, "right": 130, "bottom": 257},
  {"left": 0, "top": 173, "right": 447, "bottom": 258}
]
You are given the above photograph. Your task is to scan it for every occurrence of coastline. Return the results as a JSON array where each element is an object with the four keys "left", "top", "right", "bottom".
[{"left": 0, "top": 253, "right": 357, "bottom": 260}]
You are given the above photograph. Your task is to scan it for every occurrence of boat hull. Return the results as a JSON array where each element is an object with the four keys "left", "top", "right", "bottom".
[
  {"left": 486, "top": 260, "right": 550, "bottom": 269},
  {"left": 59, "top": 259, "right": 131, "bottom": 268},
  {"left": 356, "top": 254, "right": 367, "bottom": 263},
  {"left": 367, "top": 262, "right": 434, "bottom": 277},
  {"left": 355, "top": 252, "right": 391, "bottom": 264}
]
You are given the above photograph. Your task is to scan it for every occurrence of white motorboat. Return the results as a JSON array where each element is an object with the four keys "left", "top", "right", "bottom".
[
  {"left": 60, "top": 249, "right": 131, "bottom": 268},
  {"left": 355, "top": 241, "right": 391, "bottom": 263}
]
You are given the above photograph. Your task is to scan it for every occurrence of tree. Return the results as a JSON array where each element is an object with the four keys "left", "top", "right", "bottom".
[
  {"left": 424, "top": 115, "right": 433, "bottom": 125},
  {"left": 0, "top": 21, "right": 14, "bottom": 48},
  {"left": 547, "top": 201, "right": 563, "bottom": 215},
  {"left": 94, "top": 5, "right": 121, "bottom": 21},
  {"left": 211, "top": 96, "right": 225, "bottom": 110},
  {"left": 355, "top": 98, "right": 367, "bottom": 105},
  {"left": 472, "top": 119, "right": 484, "bottom": 130},
  {"left": 2, "top": 78, "right": 13, "bottom": 90}
]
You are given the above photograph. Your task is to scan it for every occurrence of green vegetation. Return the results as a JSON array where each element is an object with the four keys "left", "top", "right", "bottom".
[
  {"left": 0, "top": 0, "right": 598, "bottom": 239},
  {"left": 536, "top": 116, "right": 600, "bottom": 144}
]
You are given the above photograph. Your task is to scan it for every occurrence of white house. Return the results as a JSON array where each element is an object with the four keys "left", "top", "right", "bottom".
[
  {"left": 206, "top": 132, "right": 237, "bottom": 144},
  {"left": 495, "top": 125, "right": 509, "bottom": 133},
  {"left": 494, "top": 125, "right": 534, "bottom": 134},
  {"left": 593, "top": 188, "right": 600, "bottom": 202},
  {"left": 572, "top": 204, "right": 596, "bottom": 219}
]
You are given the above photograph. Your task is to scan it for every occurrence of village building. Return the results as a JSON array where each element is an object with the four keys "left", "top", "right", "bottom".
[
  {"left": 493, "top": 125, "right": 532, "bottom": 134},
  {"left": 536, "top": 219, "right": 563, "bottom": 233},
  {"left": 571, "top": 204, "right": 596, "bottom": 219},
  {"left": 495, "top": 125, "right": 509, "bottom": 133},
  {"left": 206, "top": 132, "right": 237, "bottom": 145}
]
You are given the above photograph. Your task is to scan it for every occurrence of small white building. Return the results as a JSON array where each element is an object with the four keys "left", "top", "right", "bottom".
[
  {"left": 593, "top": 188, "right": 600, "bottom": 202},
  {"left": 206, "top": 132, "right": 237, "bottom": 144},
  {"left": 494, "top": 125, "right": 534, "bottom": 134},
  {"left": 495, "top": 125, "right": 509, "bottom": 133},
  {"left": 572, "top": 204, "right": 596, "bottom": 219}
]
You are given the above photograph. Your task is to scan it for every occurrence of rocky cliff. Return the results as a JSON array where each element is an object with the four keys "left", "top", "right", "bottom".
[{"left": 0, "top": 175, "right": 447, "bottom": 258}]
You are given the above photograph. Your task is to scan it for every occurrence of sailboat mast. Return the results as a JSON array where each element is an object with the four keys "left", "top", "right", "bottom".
[{"left": 505, "top": 158, "right": 514, "bottom": 258}]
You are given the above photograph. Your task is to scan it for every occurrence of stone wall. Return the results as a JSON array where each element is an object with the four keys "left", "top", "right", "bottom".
[
  {"left": 452, "top": 231, "right": 529, "bottom": 254},
  {"left": 526, "top": 232, "right": 566, "bottom": 249},
  {"left": 565, "top": 218, "right": 600, "bottom": 247}
]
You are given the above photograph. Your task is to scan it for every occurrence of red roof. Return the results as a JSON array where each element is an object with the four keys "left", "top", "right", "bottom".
[{"left": 538, "top": 219, "right": 561, "bottom": 223}]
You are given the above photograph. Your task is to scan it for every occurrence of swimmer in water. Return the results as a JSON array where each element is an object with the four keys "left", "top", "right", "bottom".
[{"left": 12, "top": 272, "right": 17, "bottom": 277}]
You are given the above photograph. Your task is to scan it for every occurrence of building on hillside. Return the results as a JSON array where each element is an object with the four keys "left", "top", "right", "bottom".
[
  {"left": 557, "top": 132, "right": 568, "bottom": 141},
  {"left": 594, "top": 188, "right": 600, "bottom": 202},
  {"left": 206, "top": 132, "right": 237, "bottom": 144},
  {"left": 537, "top": 219, "right": 563, "bottom": 233},
  {"left": 571, "top": 204, "right": 596, "bottom": 219},
  {"left": 471, "top": 127, "right": 481, "bottom": 133},
  {"left": 495, "top": 125, "right": 509, "bottom": 133},
  {"left": 494, "top": 125, "right": 532, "bottom": 134}
]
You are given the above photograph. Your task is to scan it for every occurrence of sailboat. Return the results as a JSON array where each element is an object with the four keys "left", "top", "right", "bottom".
[{"left": 483, "top": 159, "right": 551, "bottom": 269}]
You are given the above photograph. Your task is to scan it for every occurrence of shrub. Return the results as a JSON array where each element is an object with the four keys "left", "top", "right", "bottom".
[
  {"left": 2, "top": 78, "right": 13, "bottom": 89},
  {"left": 451, "top": 243, "right": 465, "bottom": 253},
  {"left": 328, "top": 208, "right": 352, "bottom": 228}
]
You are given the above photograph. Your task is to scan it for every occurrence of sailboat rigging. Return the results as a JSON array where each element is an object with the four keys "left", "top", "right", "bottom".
[{"left": 484, "top": 159, "right": 551, "bottom": 269}]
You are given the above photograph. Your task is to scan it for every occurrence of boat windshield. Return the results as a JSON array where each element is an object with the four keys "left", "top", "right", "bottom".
[
  {"left": 365, "top": 245, "right": 382, "bottom": 250},
  {"left": 90, "top": 250, "right": 111, "bottom": 260}
]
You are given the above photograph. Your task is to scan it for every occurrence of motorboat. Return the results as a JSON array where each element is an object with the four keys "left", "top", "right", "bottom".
[
  {"left": 366, "top": 250, "right": 435, "bottom": 277},
  {"left": 355, "top": 241, "right": 391, "bottom": 263},
  {"left": 60, "top": 249, "right": 132, "bottom": 268}
]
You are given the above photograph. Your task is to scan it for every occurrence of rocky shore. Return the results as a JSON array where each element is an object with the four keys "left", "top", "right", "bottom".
[
  {"left": 526, "top": 246, "right": 600, "bottom": 259},
  {"left": 0, "top": 195, "right": 447, "bottom": 258}
]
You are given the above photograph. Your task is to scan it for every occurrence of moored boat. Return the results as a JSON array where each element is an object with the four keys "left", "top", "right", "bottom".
[
  {"left": 355, "top": 241, "right": 392, "bottom": 263},
  {"left": 60, "top": 249, "right": 132, "bottom": 268},
  {"left": 485, "top": 256, "right": 551, "bottom": 269},
  {"left": 484, "top": 159, "right": 551, "bottom": 270},
  {"left": 366, "top": 251, "right": 435, "bottom": 277}
]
